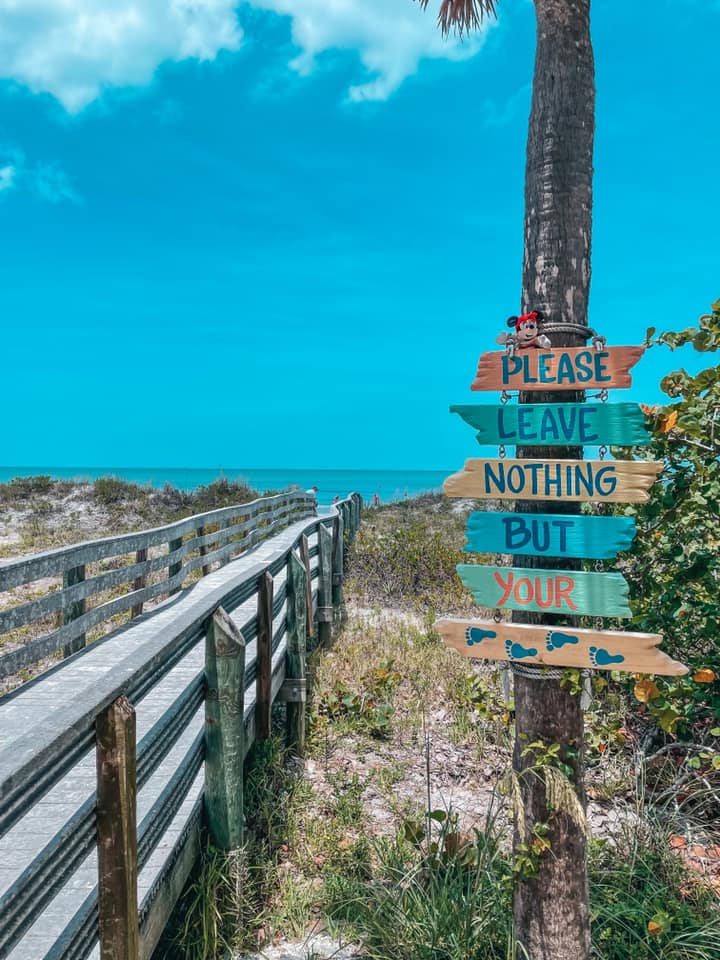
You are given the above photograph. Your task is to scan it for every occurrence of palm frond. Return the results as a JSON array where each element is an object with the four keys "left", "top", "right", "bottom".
[{"left": 417, "top": 0, "right": 499, "bottom": 37}]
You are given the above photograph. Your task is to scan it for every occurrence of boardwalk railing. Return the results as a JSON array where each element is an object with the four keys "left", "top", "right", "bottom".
[
  {"left": 0, "top": 493, "right": 362, "bottom": 960},
  {"left": 0, "top": 489, "right": 318, "bottom": 683}
]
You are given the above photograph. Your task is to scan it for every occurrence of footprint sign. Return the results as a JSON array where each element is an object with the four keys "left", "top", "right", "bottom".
[{"left": 438, "top": 618, "right": 688, "bottom": 676}]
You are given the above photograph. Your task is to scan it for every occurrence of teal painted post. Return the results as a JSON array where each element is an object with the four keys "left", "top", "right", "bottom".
[
  {"left": 464, "top": 512, "right": 636, "bottom": 560},
  {"left": 286, "top": 552, "right": 307, "bottom": 755},
  {"left": 204, "top": 607, "right": 246, "bottom": 850},
  {"left": 62, "top": 564, "right": 86, "bottom": 658}
]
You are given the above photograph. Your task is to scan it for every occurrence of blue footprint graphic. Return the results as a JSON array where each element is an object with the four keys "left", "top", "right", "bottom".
[
  {"left": 505, "top": 639, "right": 538, "bottom": 661},
  {"left": 546, "top": 630, "right": 580, "bottom": 652},
  {"left": 465, "top": 626, "right": 497, "bottom": 648},
  {"left": 589, "top": 646, "right": 625, "bottom": 667}
]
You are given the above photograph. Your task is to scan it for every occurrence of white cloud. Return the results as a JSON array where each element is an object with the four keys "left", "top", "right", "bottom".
[
  {"left": 0, "top": 164, "right": 16, "bottom": 193},
  {"left": 248, "top": 0, "right": 491, "bottom": 102},
  {"left": 0, "top": 0, "right": 243, "bottom": 112},
  {"left": 0, "top": 145, "right": 80, "bottom": 203}
]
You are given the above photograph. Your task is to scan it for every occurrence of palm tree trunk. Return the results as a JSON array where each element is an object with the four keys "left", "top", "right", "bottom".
[{"left": 512, "top": 1, "right": 594, "bottom": 958}]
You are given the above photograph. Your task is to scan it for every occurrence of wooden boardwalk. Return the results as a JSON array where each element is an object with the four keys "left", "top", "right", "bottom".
[{"left": 0, "top": 494, "right": 360, "bottom": 960}]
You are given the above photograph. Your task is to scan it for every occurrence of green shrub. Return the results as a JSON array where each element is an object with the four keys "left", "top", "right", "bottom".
[{"left": 93, "top": 476, "right": 146, "bottom": 505}]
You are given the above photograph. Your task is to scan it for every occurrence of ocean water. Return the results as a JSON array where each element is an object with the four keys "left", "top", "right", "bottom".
[{"left": 0, "top": 466, "right": 449, "bottom": 507}]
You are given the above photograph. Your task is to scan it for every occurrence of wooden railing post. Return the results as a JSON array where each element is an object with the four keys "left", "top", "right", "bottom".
[
  {"left": 62, "top": 563, "right": 86, "bottom": 657},
  {"left": 197, "top": 525, "right": 211, "bottom": 577},
  {"left": 205, "top": 607, "right": 246, "bottom": 850},
  {"left": 131, "top": 548, "right": 147, "bottom": 619},
  {"left": 317, "top": 524, "right": 333, "bottom": 648},
  {"left": 285, "top": 552, "right": 307, "bottom": 755},
  {"left": 331, "top": 512, "right": 344, "bottom": 609},
  {"left": 96, "top": 696, "right": 140, "bottom": 960},
  {"left": 168, "top": 538, "right": 183, "bottom": 595},
  {"left": 300, "top": 534, "right": 314, "bottom": 643},
  {"left": 255, "top": 572, "right": 274, "bottom": 742}
]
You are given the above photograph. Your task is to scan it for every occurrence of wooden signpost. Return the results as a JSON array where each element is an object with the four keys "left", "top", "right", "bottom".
[
  {"left": 437, "top": 338, "right": 686, "bottom": 678},
  {"left": 435, "top": 618, "right": 688, "bottom": 676},
  {"left": 465, "top": 512, "right": 636, "bottom": 560},
  {"left": 450, "top": 402, "right": 650, "bottom": 446},
  {"left": 444, "top": 458, "right": 662, "bottom": 503},
  {"left": 471, "top": 345, "right": 645, "bottom": 392}
]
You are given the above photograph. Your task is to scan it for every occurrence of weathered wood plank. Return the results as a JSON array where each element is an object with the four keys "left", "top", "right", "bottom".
[
  {"left": 300, "top": 534, "right": 314, "bottom": 640},
  {"left": 204, "top": 607, "right": 246, "bottom": 850},
  {"left": 434, "top": 617, "right": 688, "bottom": 676},
  {"left": 285, "top": 552, "right": 307, "bottom": 755},
  {"left": 62, "top": 564, "right": 86, "bottom": 658},
  {"left": 96, "top": 696, "right": 140, "bottom": 960},
  {"left": 450, "top": 401, "right": 650, "bottom": 446},
  {"left": 255, "top": 572, "right": 273, "bottom": 742},
  {"left": 138, "top": 803, "right": 201, "bottom": 960},
  {"left": 317, "top": 523, "right": 333, "bottom": 648},
  {"left": 197, "top": 525, "right": 211, "bottom": 577},
  {"left": 465, "top": 512, "right": 637, "bottom": 560},
  {"left": 444, "top": 458, "right": 662, "bottom": 503},
  {"left": 131, "top": 548, "right": 148, "bottom": 619},
  {"left": 331, "top": 512, "right": 344, "bottom": 608},
  {"left": 168, "top": 538, "right": 184, "bottom": 596},
  {"left": 470, "top": 346, "right": 645, "bottom": 392},
  {"left": 456, "top": 564, "right": 631, "bottom": 618}
]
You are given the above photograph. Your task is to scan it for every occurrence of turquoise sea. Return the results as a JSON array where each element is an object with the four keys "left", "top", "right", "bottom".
[{"left": 0, "top": 467, "right": 449, "bottom": 507}]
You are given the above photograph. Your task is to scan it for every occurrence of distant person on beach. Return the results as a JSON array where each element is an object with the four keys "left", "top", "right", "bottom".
[
  {"left": 332, "top": 495, "right": 340, "bottom": 504},
  {"left": 373, "top": 493, "right": 380, "bottom": 506},
  {"left": 306, "top": 486, "right": 318, "bottom": 505}
]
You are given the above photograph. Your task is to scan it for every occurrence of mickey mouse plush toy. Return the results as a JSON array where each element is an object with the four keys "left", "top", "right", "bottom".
[{"left": 496, "top": 309, "right": 551, "bottom": 355}]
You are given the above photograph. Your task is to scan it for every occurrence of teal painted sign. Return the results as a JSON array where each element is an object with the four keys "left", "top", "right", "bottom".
[
  {"left": 465, "top": 512, "right": 637, "bottom": 560},
  {"left": 456, "top": 564, "right": 631, "bottom": 618},
  {"left": 450, "top": 402, "right": 650, "bottom": 447}
]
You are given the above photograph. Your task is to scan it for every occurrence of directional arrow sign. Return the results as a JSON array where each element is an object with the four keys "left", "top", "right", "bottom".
[
  {"left": 465, "top": 512, "right": 637, "bottom": 560},
  {"left": 456, "top": 564, "right": 631, "bottom": 618},
  {"left": 470, "top": 346, "right": 645, "bottom": 392},
  {"left": 434, "top": 617, "right": 688, "bottom": 676},
  {"left": 450, "top": 402, "right": 650, "bottom": 447},
  {"left": 444, "top": 458, "right": 662, "bottom": 503}
]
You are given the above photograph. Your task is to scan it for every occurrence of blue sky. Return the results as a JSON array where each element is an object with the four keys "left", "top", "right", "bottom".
[{"left": 0, "top": 0, "right": 717, "bottom": 471}]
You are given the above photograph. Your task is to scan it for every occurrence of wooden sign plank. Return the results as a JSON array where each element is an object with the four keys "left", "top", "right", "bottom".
[
  {"left": 434, "top": 617, "right": 688, "bottom": 676},
  {"left": 450, "top": 402, "right": 650, "bottom": 447},
  {"left": 465, "top": 512, "right": 637, "bottom": 560},
  {"left": 444, "top": 458, "right": 662, "bottom": 503},
  {"left": 470, "top": 346, "right": 645, "bottom": 392},
  {"left": 456, "top": 564, "right": 631, "bottom": 618}
]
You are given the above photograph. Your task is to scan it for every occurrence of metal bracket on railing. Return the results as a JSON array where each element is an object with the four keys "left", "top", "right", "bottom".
[
  {"left": 277, "top": 679, "right": 306, "bottom": 703},
  {"left": 332, "top": 573, "right": 343, "bottom": 586},
  {"left": 316, "top": 606, "right": 333, "bottom": 623}
]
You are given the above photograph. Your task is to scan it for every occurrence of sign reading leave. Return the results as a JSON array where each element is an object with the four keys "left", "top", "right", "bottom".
[
  {"left": 471, "top": 345, "right": 644, "bottom": 392},
  {"left": 435, "top": 618, "right": 688, "bottom": 677},
  {"left": 450, "top": 402, "right": 650, "bottom": 447}
]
